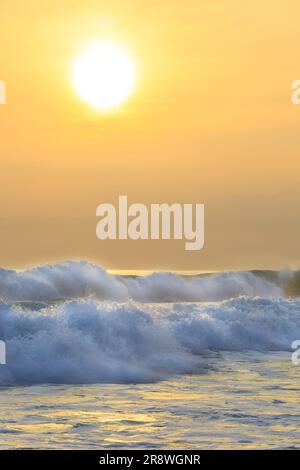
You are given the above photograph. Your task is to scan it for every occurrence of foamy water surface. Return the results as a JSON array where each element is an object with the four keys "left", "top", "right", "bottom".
[
  {"left": 0, "top": 262, "right": 299, "bottom": 448},
  {"left": 0, "top": 352, "right": 299, "bottom": 449}
]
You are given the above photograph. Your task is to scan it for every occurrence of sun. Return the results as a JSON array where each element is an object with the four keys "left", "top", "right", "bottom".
[{"left": 73, "top": 41, "right": 136, "bottom": 111}]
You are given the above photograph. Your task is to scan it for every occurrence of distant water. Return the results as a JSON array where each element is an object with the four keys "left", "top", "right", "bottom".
[{"left": 0, "top": 261, "right": 299, "bottom": 448}]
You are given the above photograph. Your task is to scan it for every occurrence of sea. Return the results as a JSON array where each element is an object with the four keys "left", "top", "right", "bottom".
[{"left": 0, "top": 261, "right": 299, "bottom": 449}]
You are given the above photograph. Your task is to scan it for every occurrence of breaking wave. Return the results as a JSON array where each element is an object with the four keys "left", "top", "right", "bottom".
[
  {"left": 0, "top": 260, "right": 299, "bottom": 303},
  {"left": 0, "top": 261, "right": 299, "bottom": 384},
  {"left": 0, "top": 295, "right": 300, "bottom": 385}
]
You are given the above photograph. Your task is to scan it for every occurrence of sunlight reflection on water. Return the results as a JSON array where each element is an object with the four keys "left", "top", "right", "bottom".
[{"left": 0, "top": 351, "right": 299, "bottom": 449}]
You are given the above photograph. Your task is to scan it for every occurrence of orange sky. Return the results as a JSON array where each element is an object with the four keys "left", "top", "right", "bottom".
[{"left": 0, "top": 0, "right": 300, "bottom": 271}]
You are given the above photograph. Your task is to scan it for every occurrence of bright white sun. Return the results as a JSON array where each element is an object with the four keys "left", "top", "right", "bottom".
[{"left": 73, "top": 41, "right": 136, "bottom": 110}]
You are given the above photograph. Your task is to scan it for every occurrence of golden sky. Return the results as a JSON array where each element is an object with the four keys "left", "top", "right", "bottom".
[{"left": 0, "top": 0, "right": 300, "bottom": 271}]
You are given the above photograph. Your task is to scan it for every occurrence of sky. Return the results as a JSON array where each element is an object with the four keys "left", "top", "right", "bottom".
[{"left": 0, "top": 0, "right": 300, "bottom": 271}]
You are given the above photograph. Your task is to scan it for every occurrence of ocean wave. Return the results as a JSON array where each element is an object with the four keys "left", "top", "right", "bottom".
[
  {"left": 0, "top": 296, "right": 299, "bottom": 385},
  {"left": 0, "top": 260, "right": 298, "bottom": 303}
]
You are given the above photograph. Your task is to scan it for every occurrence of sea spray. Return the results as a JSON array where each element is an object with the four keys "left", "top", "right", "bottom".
[
  {"left": 0, "top": 296, "right": 299, "bottom": 385},
  {"left": 0, "top": 260, "right": 289, "bottom": 302}
]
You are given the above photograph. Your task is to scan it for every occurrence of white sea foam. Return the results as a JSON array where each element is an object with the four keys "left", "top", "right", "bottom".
[
  {"left": 0, "top": 296, "right": 299, "bottom": 385},
  {"left": 0, "top": 261, "right": 285, "bottom": 302}
]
